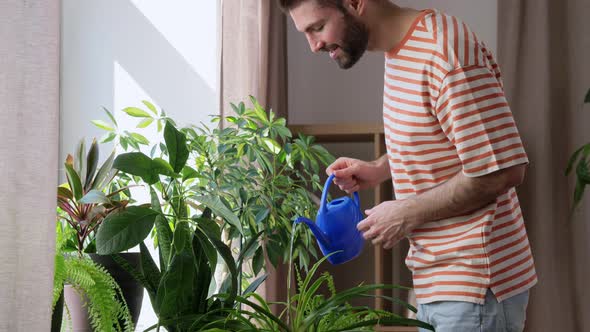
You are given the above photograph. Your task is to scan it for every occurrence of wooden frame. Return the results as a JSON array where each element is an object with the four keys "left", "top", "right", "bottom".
[{"left": 288, "top": 123, "right": 414, "bottom": 332}]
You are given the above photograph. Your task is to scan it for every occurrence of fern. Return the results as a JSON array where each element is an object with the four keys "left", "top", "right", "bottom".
[{"left": 52, "top": 255, "right": 134, "bottom": 332}]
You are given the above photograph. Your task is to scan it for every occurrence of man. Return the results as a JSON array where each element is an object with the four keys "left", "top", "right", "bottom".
[{"left": 279, "top": 0, "right": 537, "bottom": 331}]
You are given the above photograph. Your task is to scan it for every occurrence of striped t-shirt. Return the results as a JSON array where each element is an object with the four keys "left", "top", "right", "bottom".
[{"left": 383, "top": 9, "right": 537, "bottom": 304}]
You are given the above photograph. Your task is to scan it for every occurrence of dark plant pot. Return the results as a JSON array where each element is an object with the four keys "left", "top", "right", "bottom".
[
  {"left": 51, "top": 287, "right": 64, "bottom": 332},
  {"left": 60, "top": 253, "right": 144, "bottom": 331},
  {"left": 90, "top": 253, "right": 144, "bottom": 326}
]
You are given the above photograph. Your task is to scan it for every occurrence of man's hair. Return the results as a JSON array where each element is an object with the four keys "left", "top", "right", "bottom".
[{"left": 278, "top": 0, "right": 345, "bottom": 12}]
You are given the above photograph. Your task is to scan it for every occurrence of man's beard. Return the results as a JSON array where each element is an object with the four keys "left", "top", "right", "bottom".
[{"left": 331, "top": 13, "right": 369, "bottom": 69}]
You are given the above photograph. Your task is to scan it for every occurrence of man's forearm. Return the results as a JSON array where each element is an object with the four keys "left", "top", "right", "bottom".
[{"left": 401, "top": 164, "right": 526, "bottom": 228}]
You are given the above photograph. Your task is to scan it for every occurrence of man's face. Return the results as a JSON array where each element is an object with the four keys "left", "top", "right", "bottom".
[{"left": 290, "top": 0, "right": 369, "bottom": 69}]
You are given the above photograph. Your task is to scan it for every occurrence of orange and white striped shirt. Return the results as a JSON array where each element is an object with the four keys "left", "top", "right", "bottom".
[{"left": 383, "top": 9, "right": 537, "bottom": 304}]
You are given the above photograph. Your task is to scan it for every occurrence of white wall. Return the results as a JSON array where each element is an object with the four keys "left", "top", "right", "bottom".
[
  {"left": 60, "top": 1, "right": 219, "bottom": 329},
  {"left": 287, "top": 0, "right": 498, "bottom": 124}
]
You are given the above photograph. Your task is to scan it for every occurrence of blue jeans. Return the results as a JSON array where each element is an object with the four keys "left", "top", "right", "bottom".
[{"left": 417, "top": 289, "right": 529, "bottom": 332}]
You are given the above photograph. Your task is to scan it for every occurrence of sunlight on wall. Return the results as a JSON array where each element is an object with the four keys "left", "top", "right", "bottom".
[{"left": 129, "top": 0, "right": 218, "bottom": 92}]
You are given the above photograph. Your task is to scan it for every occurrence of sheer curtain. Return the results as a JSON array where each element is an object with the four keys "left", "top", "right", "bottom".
[
  {"left": 220, "top": 0, "right": 289, "bottom": 312},
  {"left": 497, "top": 0, "right": 590, "bottom": 330},
  {"left": 0, "top": 0, "right": 60, "bottom": 330}
]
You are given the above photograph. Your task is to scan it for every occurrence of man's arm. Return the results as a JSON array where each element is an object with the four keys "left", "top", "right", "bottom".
[{"left": 358, "top": 163, "right": 527, "bottom": 249}]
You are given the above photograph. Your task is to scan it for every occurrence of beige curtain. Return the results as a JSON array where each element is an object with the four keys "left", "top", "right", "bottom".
[
  {"left": 220, "top": 0, "right": 289, "bottom": 312},
  {"left": 497, "top": 0, "right": 590, "bottom": 331},
  {"left": 220, "top": 0, "right": 287, "bottom": 119},
  {"left": 0, "top": 0, "right": 60, "bottom": 330}
]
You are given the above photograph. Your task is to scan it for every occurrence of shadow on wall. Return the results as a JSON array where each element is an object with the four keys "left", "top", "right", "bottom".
[{"left": 60, "top": 0, "right": 216, "bottom": 159}]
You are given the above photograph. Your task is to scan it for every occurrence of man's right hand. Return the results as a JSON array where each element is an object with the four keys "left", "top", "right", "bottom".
[{"left": 326, "top": 156, "right": 391, "bottom": 194}]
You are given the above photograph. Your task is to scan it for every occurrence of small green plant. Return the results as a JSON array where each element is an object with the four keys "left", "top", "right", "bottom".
[
  {"left": 202, "top": 254, "right": 434, "bottom": 332},
  {"left": 56, "top": 139, "right": 131, "bottom": 256},
  {"left": 52, "top": 220, "right": 133, "bottom": 331},
  {"left": 565, "top": 88, "right": 590, "bottom": 210}
]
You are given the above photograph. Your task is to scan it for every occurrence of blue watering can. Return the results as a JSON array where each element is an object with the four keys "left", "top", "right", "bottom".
[{"left": 295, "top": 174, "right": 365, "bottom": 265}]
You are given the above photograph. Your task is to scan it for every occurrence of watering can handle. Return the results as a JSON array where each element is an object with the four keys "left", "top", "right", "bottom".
[{"left": 320, "top": 174, "right": 361, "bottom": 214}]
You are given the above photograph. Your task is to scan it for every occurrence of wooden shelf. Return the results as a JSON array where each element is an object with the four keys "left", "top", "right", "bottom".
[
  {"left": 288, "top": 123, "right": 394, "bottom": 312},
  {"left": 288, "top": 123, "right": 383, "bottom": 142}
]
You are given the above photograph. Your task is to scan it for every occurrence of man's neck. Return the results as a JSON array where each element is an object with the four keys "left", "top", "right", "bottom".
[{"left": 365, "top": 2, "right": 422, "bottom": 52}]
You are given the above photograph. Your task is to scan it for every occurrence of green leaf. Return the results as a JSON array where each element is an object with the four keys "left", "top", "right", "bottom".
[
  {"left": 192, "top": 195, "right": 243, "bottom": 234},
  {"left": 102, "top": 107, "right": 118, "bottom": 127},
  {"left": 164, "top": 121, "right": 189, "bottom": 173},
  {"left": 137, "top": 118, "right": 154, "bottom": 128},
  {"left": 243, "top": 274, "right": 267, "bottom": 295},
  {"left": 91, "top": 120, "right": 115, "bottom": 132},
  {"left": 113, "top": 152, "right": 160, "bottom": 185},
  {"left": 130, "top": 132, "right": 150, "bottom": 145},
  {"left": 100, "top": 132, "right": 116, "bottom": 143},
  {"left": 85, "top": 139, "right": 99, "bottom": 189},
  {"left": 199, "top": 225, "right": 238, "bottom": 306},
  {"left": 155, "top": 250, "right": 196, "bottom": 318},
  {"left": 57, "top": 186, "right": 73, "bottom": 200},
  {"left": 173, "top": 221, "right": 191, "bottom": 254},
  {"left": 95, "top": 206, "right": 158, "bottom": 254},
  {"left": 150, "top": 187, "right": 173, "bottom": 271},
  {"left": 152, "top": 157, "right": 176, "bottom": 177},
  {"left": 64, "top": 161, "right": 83, "bottom": 201},
  {"left": 122, "top": 107, "right": 152, "bottom": 118},
  {"left": 142, "top": 100, "right": 158, "bottom": 114},
  {"left": 92, "top": 150, "right": 116, "bottom": 191},
  {"left": 566, "top": 146, "right": 585, "bottom": 175},
  {"left": 253, "top": 247, "right": 264, "bottom": 276},
  {"left": 261, "top": 138, "right": 281, "bottom": 154},
  {"left": 255, "top": 208, "right": 270, "bottom": 224},
  {"left": 237, "top": 232, "right": 263, "bottom": 270},
  {"left": 573, "top": 180, "right": 586, "bottom": 209},
  {"left": 78, "top": 189, "right": 110, "bottom": 204},
  {"left": 75, "top": 139, "right": 87, "bottom": 188},
  {"left": 181, "top": 166, "right": 199, "bottom": 182},
  {"left": 192, "top": 225, "right": 218, "bottom": 268}
]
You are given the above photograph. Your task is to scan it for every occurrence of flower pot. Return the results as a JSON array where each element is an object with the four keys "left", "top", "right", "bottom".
[
  {"left": 90, "top": 253, "right": 144, "bottom": 326},
  {"left": 58, "top": 253, "right": 144, "bottom": 331}
]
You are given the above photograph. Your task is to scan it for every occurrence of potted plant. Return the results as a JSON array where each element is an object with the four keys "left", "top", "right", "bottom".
[
  {"left": 93, "top": 116, "right": 260, "bottom": 331},
  {"left": 566, "top": 88, "right": 590, "bottom": 210},
  {"left": 53, "top": 139, "right": 136, "bottom": 331}
]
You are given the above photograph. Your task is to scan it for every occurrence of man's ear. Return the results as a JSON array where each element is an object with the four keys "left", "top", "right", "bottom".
[{"left": 344, "top": 0, "right": 366, "bottom": 16}]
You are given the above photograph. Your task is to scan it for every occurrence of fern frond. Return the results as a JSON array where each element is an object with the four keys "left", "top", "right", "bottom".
[{"left": 60, "top": 257, "right": 134, "bottom": 332}]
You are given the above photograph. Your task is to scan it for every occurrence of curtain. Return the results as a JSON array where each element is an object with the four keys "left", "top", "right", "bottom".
[
  {"left": 220, "top": 0, "right": 289, "bottom": 313},
  {"left": 497, "top": 0, "right": 590, "bottom": 331},
  {"left": 0, "top": 0, "right": 61, "bottom": 330},
  {"left": 220, "top": 0, "right": 287, "bottom": 119}
]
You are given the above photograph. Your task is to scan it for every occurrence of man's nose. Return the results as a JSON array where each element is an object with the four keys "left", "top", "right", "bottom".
[{"left": 306, "top": 35, "right": 324, "bottom": 53}]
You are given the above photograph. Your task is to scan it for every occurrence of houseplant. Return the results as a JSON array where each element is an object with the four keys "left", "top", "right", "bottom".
[
  {"left": 93, "top": 97, "right": 334, "bottom": 273},
  {"left": 53, "top": 139, "right": 135, "bottom": 331},
  {"left": 199, "top": 253, "right": 434, "bottom": 332},
  {"left": 94, "top": 117, "right": 261, "bottom": 331},
  {"left": 566, "top": 88, "right": 590, "bottom": 210}
]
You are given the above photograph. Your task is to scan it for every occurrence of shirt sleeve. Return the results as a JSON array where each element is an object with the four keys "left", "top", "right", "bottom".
[{"left": 434, "top": 64, "right": 528, "bottom": 177}]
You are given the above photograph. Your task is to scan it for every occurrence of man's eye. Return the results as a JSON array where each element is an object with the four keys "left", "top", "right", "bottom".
[{"left": 314, "top": 25, "right": 324, "bottom": 32}]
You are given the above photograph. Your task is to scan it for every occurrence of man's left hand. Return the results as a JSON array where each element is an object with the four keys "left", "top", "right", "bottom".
[{"left": 357, "top": 200, "right": 419, "bottom": 249}]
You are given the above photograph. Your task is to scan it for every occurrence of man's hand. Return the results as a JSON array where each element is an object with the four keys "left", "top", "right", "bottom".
[
  {"left": 326, "top": 156, "right": 391, "bottom": 194},
  {"left": 357, "top": 200, "right": 420, "bottom": 249}
]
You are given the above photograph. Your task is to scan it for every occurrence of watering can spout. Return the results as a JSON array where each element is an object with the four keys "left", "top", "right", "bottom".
[{"left": 295, "top": 217, "right": 331, "bottom": 249}]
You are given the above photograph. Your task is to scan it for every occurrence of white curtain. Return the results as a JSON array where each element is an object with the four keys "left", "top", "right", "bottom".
[{"left": 0, "top": 0, "right": 60, "bottom": 330}]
